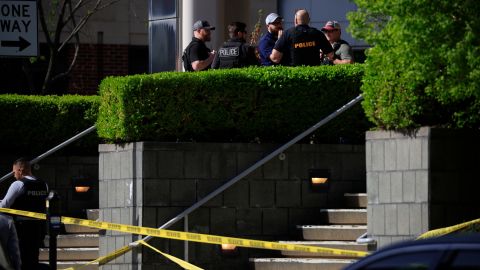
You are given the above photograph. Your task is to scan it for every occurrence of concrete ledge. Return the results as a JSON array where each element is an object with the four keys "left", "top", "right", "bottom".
[
  {"left": 301, "top": 225, "right": 367, "bottom": 241},
  {"left": 280, "top": 241, "right": 368, "bottom": 258},
  {"left": 319, "top": 209, "right": 367, "bottom": 225},
  {"left": 251, "top": 258, "right": 356, "bottom": 270},
  {"left": 344, "top": 193, "right": 367, "bottom": 208}
]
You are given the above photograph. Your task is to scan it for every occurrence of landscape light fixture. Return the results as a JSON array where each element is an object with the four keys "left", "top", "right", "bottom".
[
  {"left": 220, "top": 244, "right": 238, "bottom": 256},
  {"left": 309, "top": 169, "right": 330, "bottom": 191},
  {"left": 72, "top": 177, "right": 94, "bottom": 200},
  {"left": 74, "top": 186, "right": 90, "bottom": 193}
]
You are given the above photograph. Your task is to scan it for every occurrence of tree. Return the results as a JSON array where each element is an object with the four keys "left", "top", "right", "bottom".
[
  {"left": 348, "top": 0, "right": 480, "bottom": 129},
  {"left": 36, "top": 0, "right": 120, "bottom": 93}
]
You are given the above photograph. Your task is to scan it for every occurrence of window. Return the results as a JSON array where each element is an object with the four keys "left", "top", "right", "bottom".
[
  {"left": 448, "top": 250, "right": 480, "bottom": 270},
  {"left": 361, "top": 251, "right": 442, "bottom": 270}
]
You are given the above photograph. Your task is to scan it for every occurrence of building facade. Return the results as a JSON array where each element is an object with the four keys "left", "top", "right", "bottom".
[
  {"left": 150, "top": 0, "right": 367, "bottom": 72},
  {"left": 0, "top": 0, "right": 366, "bottom": 93}
]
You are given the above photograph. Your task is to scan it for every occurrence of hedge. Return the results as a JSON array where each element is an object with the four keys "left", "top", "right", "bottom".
[
  {"left": 97, "top": 65, "right": 371, "bottom": 144},
  {"left": 0, "top": 95, "right": 100, "bottom": 155}
]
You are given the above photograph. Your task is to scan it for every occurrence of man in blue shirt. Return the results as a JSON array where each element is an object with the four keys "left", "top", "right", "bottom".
[{"left": 258, "top": 13, "right": 283, "bottom": 66}]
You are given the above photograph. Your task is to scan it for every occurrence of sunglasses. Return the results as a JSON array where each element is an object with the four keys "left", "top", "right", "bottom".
[{"left": 324, "top": 29, "right": 339, "bottom": 33}]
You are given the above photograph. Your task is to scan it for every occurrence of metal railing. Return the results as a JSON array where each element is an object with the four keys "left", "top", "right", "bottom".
[
  {"left": 0, "top": 94, "right": 364, "bottom": 263},
  {"left": 0, "top": 125, "right": 97, "bottom": 183},
  {"left": 137, "top": 94, "right": 364, "bottom": 248}
]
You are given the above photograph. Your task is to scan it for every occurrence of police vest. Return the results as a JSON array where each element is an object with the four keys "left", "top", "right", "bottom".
[
  {"left": 290, "top": 27, "right": 321, "bottom": 66},
  {"left": 11, "top": 178, "right": 48, "bottom": 214},
  {"left": 217, "top": 41, "right": 246, "bottom": 69}
]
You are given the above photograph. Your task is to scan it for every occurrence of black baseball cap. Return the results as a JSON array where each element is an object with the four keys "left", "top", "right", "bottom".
[{"left": 193, "top": 20, "right": 215, "bottom": 31}]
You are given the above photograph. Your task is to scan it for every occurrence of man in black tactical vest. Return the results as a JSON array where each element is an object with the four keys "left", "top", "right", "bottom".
[
  {"left": 1, "top": 158, "right": 49, "bottom": 270},
  {"left": 270, "top": 9, "right": 334, "bottom": 66},
  {"left": 212, "top": 22, "right": 258, "bottom": 69}
]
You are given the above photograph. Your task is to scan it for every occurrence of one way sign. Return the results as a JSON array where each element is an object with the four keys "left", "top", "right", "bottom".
[{"left": 0, "top": 0, "right": 37, "bottom": 57}]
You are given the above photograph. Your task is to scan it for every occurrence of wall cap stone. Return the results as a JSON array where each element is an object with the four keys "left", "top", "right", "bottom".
[{"left": 367, "top": 127, "right": 431, "bottom": 140}]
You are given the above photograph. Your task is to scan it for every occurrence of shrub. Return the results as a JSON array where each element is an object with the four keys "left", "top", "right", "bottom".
[
  {"left": 97, "top": 65, "right": 371, "bottom": 144},
  {"left": 0, "top": 94, "right": 100, "bottom": 155},
  {"left": 348, "top": 0, "right": 480, "bottom": 129}
]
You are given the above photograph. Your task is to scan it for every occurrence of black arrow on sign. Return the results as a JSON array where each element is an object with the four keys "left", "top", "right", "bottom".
[{"left": 1, "top": 36, "right": 31, "bottom": 52}]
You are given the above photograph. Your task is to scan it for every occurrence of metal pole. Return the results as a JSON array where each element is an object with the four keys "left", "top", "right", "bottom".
[
  {"left": 46, "top": 191, "right": 61, "bottom": 270},
  {"left": 139, "top": 94, "right": 364, "bottom": 243},
  {"left": 0, "top": 125, "right": 97, "bottom": 183},
  {"left": 184, "top": 215, "right": 189, "bottom": 262}
]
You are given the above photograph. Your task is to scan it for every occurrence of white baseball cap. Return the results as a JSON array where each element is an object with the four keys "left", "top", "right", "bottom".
[{"left": 265, "top": 13, "right": 283, "bottom": 25}]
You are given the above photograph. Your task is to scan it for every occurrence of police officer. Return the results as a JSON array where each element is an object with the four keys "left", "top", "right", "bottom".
[
  {"left": 183, "top": 20, "right": 216, "bottom": 71},
  {"left": 212, "top": 22, "right": 258, "bottom": 69},
  {"left": 270, "top": 9, "right": 334, "bottom": 66},
  {"left": 321, "top": 20, "right": 354, "bottom": 65},
  {"left": 1, "top": 158, "right": 49, "bottom": 270}
]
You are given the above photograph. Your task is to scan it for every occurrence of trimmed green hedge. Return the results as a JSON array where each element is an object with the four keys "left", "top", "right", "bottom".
[
  {"left": 97, "top": 65, "right": 371, "bottom": 144},
  {"left": 349, "top": 0, "right": 480, "bottom": 129},
  {"left": 0, "top": 95, "right": 100, "bottom": 155}
]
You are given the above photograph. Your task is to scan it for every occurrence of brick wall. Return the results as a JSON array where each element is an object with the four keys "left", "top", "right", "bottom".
[{"left": 67, "top": 44, "right": 129, "bottom": 94}]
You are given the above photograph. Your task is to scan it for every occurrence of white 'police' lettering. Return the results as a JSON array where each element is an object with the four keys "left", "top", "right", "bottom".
[
  {"left": 27, "top": 190, "right": 47, "bottom": 196},
  {"left": 219, "top": 47, "right": 239, "bottom": 57}
]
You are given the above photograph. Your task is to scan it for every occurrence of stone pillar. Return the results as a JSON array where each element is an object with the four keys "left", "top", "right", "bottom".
[
  {"left": 366, "top": 127, "right": 480, "bottom": 248},
  {"left": 181, "top": 0, "right": 225, "bottom": 57},
  {"left": 98, "top": 143, "right": 143, "bottom": 270}
]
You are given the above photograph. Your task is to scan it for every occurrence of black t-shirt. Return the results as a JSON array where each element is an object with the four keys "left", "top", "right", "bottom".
[
  {"left": 185, "top": 37, "right": 212, "bottom": 71},
  {"left": 274, "top": 25, "right": 333, "bottom": 66}
]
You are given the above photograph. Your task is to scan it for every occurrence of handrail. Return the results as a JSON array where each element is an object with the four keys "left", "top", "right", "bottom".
[
  {"left": 136, "top": 94, "right": 364, "bottom": 244},
  {"left": 0, "top": 125, "right": 97, "bottom": 184}
]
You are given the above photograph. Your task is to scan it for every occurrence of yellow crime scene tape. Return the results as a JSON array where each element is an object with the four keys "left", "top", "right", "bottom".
[
  {"left": 62, "top": 241, "right": 204, "bottom": 270},
  {"left": 4, "top": 207, "right": 480, "bottom": 269},
  {"left": 138, "top": 240, "right": 204, "bottom": 270},
  {"left": 0, "top": 207, "right": 368, "bottom": 258},
  {"left": 417, "top": 218, "right": 480, "bottom": 239}
]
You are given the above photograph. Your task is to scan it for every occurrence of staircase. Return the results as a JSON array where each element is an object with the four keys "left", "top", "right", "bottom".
[
  {"left": 40, "top": 209, "right": 100, "bottom": 270},
  {"left": 251, "top": 193, "right": 371, "bottom": 270}
]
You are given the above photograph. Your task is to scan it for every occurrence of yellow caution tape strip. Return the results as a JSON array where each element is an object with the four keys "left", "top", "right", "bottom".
[
  {"left": 61, "top": 244, "right": 132, "bottom": 270},
  {"left": 417, "top": 218, "right": 480, "bottom": 239},
  {"left": 62, "top": 241, "right": 202, "bottom": 270},
  {"left": 0, "top": 208, "right": 368, "bottom": 257},
  {"left": 138, "top": 240, "right": 204, "bottom": 270}
]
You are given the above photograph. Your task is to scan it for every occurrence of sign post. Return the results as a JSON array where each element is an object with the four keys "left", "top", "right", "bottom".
[{"left": 0, "top": 0, "right": 38, "bottom": 57}]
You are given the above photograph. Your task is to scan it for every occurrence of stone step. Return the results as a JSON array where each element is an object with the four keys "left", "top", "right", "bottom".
[
  {"left": 39, "top": 247, "right": 98, "bottom": 261},
  {"left": 42, "top": 261, "right": 98, "bottom": 270},
  {"left": 86, "top": 209, "right": 99, "bottom": 220},
  {"left": 64, "top": 224, "right": 101, "bottom": 234},
  {"left": 301, "top": 225, "right": 367, "bottom": 241},
  {"left": 319, "top": 209, "right": 367, "bottom": 225},
  {"left": 280, "top": 241, "right": 369, "bottom": 258},
  {"left": 344, "top": 193, "right": 367, "bottom": 208},
  {"left": 251, "top": 258, "right": 356, "bottom": 270},
  {"left": 44, "top": 234, "right": 99, "bottom": 247}
]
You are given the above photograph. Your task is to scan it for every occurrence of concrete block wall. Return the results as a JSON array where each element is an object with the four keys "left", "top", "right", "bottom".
[
  {"left": 99, "top": 142, "right": 366, "bottom": 270},
  {"left": 429, "top": 129, "right": 480, "bottom": 227},
  {"left": 0, "top": 155, "right": 99, "bottom": 218},
  {"left": 366, "top": 127, "right": 480, "bottom": 248}
]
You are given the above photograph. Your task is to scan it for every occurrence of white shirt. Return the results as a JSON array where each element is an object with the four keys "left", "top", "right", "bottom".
[{"left": 0, "top": 176, "right": 36, "bottom": 208}]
